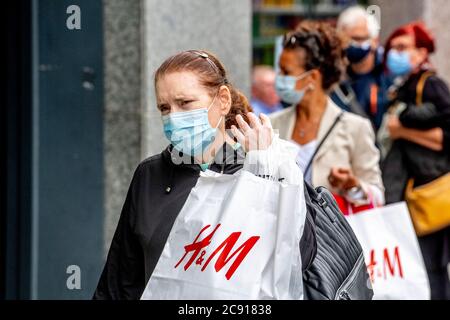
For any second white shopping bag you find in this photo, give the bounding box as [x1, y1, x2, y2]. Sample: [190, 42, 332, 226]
[141, 169, 307, 300]
[345, 202, 430, 300]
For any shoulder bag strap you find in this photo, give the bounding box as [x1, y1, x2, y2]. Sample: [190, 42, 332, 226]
[304, 112, 345, 176]
[416, 71, 435, 106]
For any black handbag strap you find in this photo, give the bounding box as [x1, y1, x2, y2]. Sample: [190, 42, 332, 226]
[304, 112, 344, 176]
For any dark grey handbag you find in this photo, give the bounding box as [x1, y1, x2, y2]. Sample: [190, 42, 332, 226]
[302, 182, 374, 300]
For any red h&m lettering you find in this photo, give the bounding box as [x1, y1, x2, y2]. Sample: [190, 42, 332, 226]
[367, 249, 377, 282]
[174, 224, 260, 280]
[174, 224, 220, 271]
[367, 246, 404, 282]
[383, 246, 404, 279]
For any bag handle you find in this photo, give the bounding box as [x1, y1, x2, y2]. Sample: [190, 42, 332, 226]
[416, 71, 435, 106]
[304, 112, 344, 176]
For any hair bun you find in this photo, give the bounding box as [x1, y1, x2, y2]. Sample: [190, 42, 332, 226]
[225, 87, 252, 129]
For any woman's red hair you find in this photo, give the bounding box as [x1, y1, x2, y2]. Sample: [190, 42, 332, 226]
[384, 21, 435, 64]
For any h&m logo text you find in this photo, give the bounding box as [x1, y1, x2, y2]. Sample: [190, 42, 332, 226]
[174, 224, 260, 280]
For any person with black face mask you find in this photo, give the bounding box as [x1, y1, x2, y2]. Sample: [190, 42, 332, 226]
[330, 5, 393, 132]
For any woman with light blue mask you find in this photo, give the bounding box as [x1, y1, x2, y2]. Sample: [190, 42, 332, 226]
[270, 21, 385, 214]
[93, 50, 318, 299]
[157, 51, 274, 167]
[382, 22, 450, 300]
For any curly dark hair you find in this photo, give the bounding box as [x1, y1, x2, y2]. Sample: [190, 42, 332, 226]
[154, 50, 252, 129]
[283, 21, 346, 91]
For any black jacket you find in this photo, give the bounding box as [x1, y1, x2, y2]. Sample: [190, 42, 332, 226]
[93, 143, 316, 299]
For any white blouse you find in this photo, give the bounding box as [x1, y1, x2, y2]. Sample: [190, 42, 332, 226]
[291, 139, 317, 184]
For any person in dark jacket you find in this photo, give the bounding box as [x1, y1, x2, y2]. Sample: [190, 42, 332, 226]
[331, 5, 392, 132]
[93, 50, 317, 300]
[382, 22, 450, 300]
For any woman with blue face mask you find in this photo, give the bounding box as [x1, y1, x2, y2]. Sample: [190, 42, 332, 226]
[382, 22, 450, 300]
[270, 21, 384, 214]
[92, 50, 318, 299]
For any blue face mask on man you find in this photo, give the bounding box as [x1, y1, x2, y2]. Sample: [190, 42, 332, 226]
[275, 70, 313, 106]
[387, 50, 413, 76]
[345, 40, 372, 64]
[162, 96, 222, 157]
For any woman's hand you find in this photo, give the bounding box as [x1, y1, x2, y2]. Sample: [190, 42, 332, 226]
[328, 167, 360, 191]
[387, 115, 404, 140]
[231, 112, 273, 152]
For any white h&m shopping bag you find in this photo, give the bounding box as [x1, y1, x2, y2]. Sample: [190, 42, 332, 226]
[346, 202, 430, 300]
[141, 169, 306, 300]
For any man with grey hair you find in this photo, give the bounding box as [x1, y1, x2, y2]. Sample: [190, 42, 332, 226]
[331, 5, 392, 131]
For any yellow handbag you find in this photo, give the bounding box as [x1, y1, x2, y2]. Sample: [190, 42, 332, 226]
[405, 173, 450, 236]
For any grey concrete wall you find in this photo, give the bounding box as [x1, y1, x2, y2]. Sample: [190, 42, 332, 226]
[103, 0, 142, 254]
[371, 0, 424, 42]
[424, 0, 450, 85]
[371, 0, 450, 84]
[141, 0, 252, 159]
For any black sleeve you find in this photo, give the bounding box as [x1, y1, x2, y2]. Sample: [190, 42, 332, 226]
[423, 76, 450, 128]
[444, 128, 450, 153]
[93, 166, 145, 300]
[300, 210, 316, 271]
[399, 103, 440, 129]
[300, 183, 317, 271]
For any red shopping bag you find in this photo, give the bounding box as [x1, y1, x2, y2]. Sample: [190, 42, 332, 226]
[333, 194, 375, 216]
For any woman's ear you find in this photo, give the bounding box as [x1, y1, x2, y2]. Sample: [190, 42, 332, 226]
[417, 47, 429, 65]
[309, 69, 322, 89]
[217, 85, 232, 115]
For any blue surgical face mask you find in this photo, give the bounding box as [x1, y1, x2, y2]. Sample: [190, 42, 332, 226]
[162, 96, 222, 157]
[345, 40, 372, 64]
[275, 71, 313, 106]
[387, 50, 413, 76]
